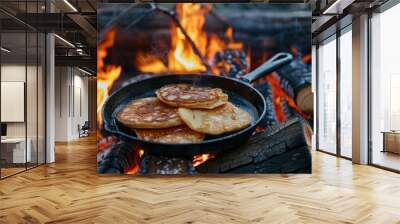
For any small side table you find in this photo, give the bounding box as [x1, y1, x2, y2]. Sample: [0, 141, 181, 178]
[381, 131, 400, 154]
[0, 138, 32, 164]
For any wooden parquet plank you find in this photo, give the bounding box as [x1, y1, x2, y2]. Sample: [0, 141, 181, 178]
[0, 135, 400, 223]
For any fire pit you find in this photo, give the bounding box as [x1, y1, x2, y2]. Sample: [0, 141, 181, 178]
[97, 3, 313, 174]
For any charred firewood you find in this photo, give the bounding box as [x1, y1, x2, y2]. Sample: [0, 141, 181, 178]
[196, 118, 312, 173]
[214, 49, 249, 77]
[278, 75, 295, 97]
[276, 59, 313, 114]
[216, 146, 311, 173]
[97, 142, 139, 174]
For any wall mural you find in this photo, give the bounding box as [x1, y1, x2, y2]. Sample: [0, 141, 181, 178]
[97, 3, 313, 175]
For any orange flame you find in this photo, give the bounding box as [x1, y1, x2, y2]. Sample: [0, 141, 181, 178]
[125, 149, 145, 174]
[97, 28, 122, 132]
[193, 153, 214, 167]
[135, 3, 244, 75]
[135, 51, 168, 73]
[225, 27, 243, 50]
[98, 27, 117, 71]
[168, 3, 210, 72]
[303, 54, 311, 64]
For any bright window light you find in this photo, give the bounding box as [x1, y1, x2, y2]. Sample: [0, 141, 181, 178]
[78, 67, 93, 76]
[63, 0, 78, 12]
[54, 34, 75, 48]
[1, 47, 11, 53]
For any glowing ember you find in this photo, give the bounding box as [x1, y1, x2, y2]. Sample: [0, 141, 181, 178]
[125, 166, 139, 175]
[193, 153, 214, 167]
[135, 3, 244, 75]
[125, 149, 145, 174]
[303, 54, 311, 64]
[266, 74, 311, 122]
[97, 136, 119, 151]
[255, 125, 266, 133]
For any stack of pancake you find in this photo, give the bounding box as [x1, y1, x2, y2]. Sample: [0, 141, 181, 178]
[117, 84, 251, 144]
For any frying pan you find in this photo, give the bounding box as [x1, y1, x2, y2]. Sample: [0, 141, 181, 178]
[103, 52, 293, 157]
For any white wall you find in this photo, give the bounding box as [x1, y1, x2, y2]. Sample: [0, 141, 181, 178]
[55, 66, 69, 141]
[1, 65, 26, 138]
[1, 63, 46, 163]
[54, 67, 89, 141]
[1, 65, 36, 138]
[72, 73, 89, 138]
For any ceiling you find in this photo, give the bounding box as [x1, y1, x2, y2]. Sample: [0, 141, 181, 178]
[311, 0, 390, 43]
[0, 0, 393, 73]
[0, 0, 97, 73]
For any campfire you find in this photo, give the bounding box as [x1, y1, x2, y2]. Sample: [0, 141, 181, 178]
[97, 3, 312, 174]
[135, 4, 246, 76]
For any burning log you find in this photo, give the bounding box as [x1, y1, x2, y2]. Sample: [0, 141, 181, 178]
[97, 142, 140, 174]
[276, 59, 313, 114]
[255, 73, 310, 125]
[97, 143, 196, 175]
[295, 85, 313, 115]
[214, 48, 249, 77]
[97, 118, 312, 174]
[196, 117, 312, 173]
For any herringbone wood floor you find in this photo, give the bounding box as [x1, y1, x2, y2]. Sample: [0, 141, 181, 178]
[1, 136, 400, 224]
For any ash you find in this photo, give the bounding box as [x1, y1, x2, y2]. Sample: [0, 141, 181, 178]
[139, 154, 197, 175]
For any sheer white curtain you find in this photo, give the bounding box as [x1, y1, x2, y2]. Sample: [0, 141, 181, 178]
[318, 37, 337, 154]
[340, 30, 352, 158]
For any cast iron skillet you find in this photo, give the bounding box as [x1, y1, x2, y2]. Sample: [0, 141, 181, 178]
[103, 52, 293, 157]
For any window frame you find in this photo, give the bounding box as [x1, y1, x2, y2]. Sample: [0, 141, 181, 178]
[367, 0, 400, 173]
[315, 23, 353, 160]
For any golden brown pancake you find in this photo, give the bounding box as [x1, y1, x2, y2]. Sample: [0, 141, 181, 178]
[156, 84, 228, 109]
[178, 102, 252, 135]
[117, 97, 183, 129]
[134, 126, 205, 144]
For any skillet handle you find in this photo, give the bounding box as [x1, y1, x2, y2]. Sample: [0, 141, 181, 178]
[241, 52, 293, 83]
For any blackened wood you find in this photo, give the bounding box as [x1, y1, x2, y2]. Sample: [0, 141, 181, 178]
[97, 118, 312, 174]
[196, 118, 312, 173]
[277, 59, 311, 94]
[256, 82, 278, 127]
[276, 59, 313, 114]
[224, 146, 311, 173]
[97, 142, 138, 174]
